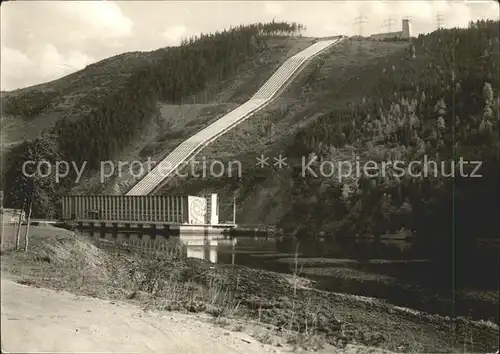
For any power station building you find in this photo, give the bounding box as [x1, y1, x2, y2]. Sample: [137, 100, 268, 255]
[61, 194, 220, 225]
[370, 19, 412, 40]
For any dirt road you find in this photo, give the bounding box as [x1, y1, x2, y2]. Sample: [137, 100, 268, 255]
[1, 278, 280, 353]
[1, 278, 387, 353]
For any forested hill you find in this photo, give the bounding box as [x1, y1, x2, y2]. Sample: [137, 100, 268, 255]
[281, 20, 499, 243]
[1, 21, 305, 216]
[162, 20, 498, 268]
[276, 19, 499, 296]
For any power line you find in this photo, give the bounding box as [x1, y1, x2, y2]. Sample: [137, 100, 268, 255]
[436, 13, 444, 29]
[382, 17, 396, 33]
[354, 12, 368, 36]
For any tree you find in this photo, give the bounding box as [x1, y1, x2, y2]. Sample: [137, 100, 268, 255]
[24, 198, 33, 252]
[483, 82, 494, 120]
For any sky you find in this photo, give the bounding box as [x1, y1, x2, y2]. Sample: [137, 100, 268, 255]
[1, 0, 498, 91]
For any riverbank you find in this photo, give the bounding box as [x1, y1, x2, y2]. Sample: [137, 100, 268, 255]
[1, 228, 498, 353]
[232, 254, 499, 324]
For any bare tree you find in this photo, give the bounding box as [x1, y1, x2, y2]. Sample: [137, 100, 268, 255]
[24, 197, 33, 252]
[15, 199, 26, 250]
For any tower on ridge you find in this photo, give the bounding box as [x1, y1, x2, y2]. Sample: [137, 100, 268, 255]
[402, 18, 412, 39]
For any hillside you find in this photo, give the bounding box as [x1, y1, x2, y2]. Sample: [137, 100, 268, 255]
[2, 18, 499, 353]
[157, 20, 499, 318]
[1, 21, 309, 216]
[3, 21, 498, 249]
[159, 38, 411, 217]
[3, 20, 498, 250]
[76, 35, 315, 196]
[1, 50, 168, 145]
[161, 21, 499, 241]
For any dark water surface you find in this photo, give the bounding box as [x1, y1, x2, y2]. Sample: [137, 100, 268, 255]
[84, 229, 499, 324]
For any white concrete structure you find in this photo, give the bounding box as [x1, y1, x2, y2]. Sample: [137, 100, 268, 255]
[126, 37, 343, 196]
[205, 193, 219, 225]
[187, 196, 206, 224]
[371, 19, 412, 40]
[62, 194, 223, 226]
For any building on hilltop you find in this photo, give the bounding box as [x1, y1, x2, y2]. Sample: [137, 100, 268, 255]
[370, 19, 412, 40]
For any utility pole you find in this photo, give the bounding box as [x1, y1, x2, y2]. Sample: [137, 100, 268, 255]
[353, 12, 368, 37]
[232, 196, 236, 225]
[0, 191, 3, 249]
[382, 17, 396, 33]
[436, 13, 444, 29]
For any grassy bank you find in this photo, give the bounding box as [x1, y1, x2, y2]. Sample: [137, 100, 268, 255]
[1, 228, 498, 353]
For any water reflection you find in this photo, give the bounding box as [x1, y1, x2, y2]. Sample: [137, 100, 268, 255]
[80, 229, 498, 322]
[82, 229, 419, 265]
[82, 229, 281, 265]
[181, 233, 219, 263]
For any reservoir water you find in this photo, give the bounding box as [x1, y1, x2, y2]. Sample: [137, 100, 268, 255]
[83, 229, 499, 324]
